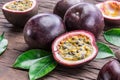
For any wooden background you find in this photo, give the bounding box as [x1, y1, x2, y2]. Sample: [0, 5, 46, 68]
[0, 0, 120, 80]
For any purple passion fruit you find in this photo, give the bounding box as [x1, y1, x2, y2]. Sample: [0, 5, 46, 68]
[96, 1, 120, 26]
[24, 13, 66, 50]
[54, 0, 83, 19]
[52, 30, 98, 67]
[64, 3, 104, 38]
[97, 59, 120, 80]
[2, 0, 38, 27]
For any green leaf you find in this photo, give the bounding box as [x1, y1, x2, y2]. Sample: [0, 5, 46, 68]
[96, 42, 115, 59]
[29, 55, 57, 80]
[0, 32, 4, 41]
[0, 32, 8, 55]
[104, 28, 120, 47]
[13, 49, 51, 69]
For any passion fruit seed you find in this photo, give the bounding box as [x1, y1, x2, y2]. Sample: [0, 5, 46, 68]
[102, 1, 120, 17]
[5, 0, 33, 11]
[58, 34, 93, 61]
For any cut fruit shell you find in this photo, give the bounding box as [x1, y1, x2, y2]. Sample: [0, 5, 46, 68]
[2, 0, 38, 27]
[52, 30, 98, 67]
[96, 0, 120, 25]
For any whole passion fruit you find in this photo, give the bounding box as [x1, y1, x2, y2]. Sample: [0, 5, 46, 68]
[24, 13, 66, 50]
[96, 0, 120, 26]
[52, 30, 98, 67]
[97, 59, 120, 80]
[53, 0, 83, 19]
[64, 3, 104, 38]
[2, 0, 38, 27]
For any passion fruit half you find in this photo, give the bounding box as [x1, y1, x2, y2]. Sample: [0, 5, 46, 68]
[24, 13, 66, 50]
[64, 3, 104, 38]
[54, 0, 83, 19]
[2, 0, 38, 27]
[96, 0, 120, 26]
[52, 30, 98, 67]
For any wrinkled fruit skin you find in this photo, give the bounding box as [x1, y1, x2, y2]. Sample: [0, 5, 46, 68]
[2, 0, 38, 27]
[97, 59, 120, 80]
[64, 3, 104, 38]
[24, 13, 66, 50]
[54, 0, 83, 19]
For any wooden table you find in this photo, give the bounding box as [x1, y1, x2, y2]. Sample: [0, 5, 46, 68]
[0, 0, 120, 80]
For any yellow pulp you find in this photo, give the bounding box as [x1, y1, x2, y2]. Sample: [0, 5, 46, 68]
[58, 35, 93, 61]
[102, 2, 120, 17]
[6, 0, 33, 11]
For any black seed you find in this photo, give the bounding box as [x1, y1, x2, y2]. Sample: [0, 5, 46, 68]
[64, 42, 67, 44]
[72, 38, 75, 40]
[79, 38, 82, 41]
[86, 42, 90, 44]
[62, 46, 67, 49]
[80, 48, 82, 51]
[68, 52, 74, 55]
[78, 44, 82, 46]
[75, 42, 79, 44]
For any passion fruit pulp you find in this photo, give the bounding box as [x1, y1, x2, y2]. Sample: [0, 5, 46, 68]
[2, 0, 38, 27]
[24, 13, 66, 50]
[52, 30, 98, 67]
[96, 1, 120, 26]
[54, 0, 83, 19]
[64, 3, 104, 38]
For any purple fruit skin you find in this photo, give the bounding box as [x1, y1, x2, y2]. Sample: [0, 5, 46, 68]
[23, 13, 66, 50]
[64, 3, 105, 38]
[97, 59, 120, 80]
[54, 0, 83, 19]
[105, 18, 120, 26]
[2, 2, 38, 27]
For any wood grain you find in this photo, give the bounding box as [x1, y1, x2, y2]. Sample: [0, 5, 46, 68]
[0, 0, 120, 80]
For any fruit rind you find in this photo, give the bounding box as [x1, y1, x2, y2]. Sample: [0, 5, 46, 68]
[96, 1, 120, 25]
[2, 0, 38, 27]
[52, 30, 98, 67]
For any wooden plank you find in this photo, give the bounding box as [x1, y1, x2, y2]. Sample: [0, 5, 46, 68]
[0, 0, 120, 80]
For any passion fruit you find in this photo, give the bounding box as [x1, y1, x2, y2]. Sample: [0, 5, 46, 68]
[2, 0, 38, 27]
[53, 0, 83, 19]
[97, 59, 120, 80]
[52, 30, 98, 67]
[96, 0, 120, 26]
[24, 13, 66, 50]
[64, 3, 104, 38]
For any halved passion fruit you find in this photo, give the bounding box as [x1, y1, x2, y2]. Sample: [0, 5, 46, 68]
[96, 0, 120, 25]
[2, 0, 38, 27]
[52, 30, 98, 67]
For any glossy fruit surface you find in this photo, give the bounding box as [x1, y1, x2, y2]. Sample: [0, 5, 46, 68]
[54, 0, 83, 19]
[64, 3, 104, 38]
[52, 30, 98, 67]
[96, 1, 120, 26]
[97, 59, 120, 80]
[24, 13, 66, 50]
[2, 0, 38, 27]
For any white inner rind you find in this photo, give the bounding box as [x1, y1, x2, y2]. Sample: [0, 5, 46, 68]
[2, 0, 36, 12]
[52, 31, 97, 66]
[96, 1, 120, 20]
